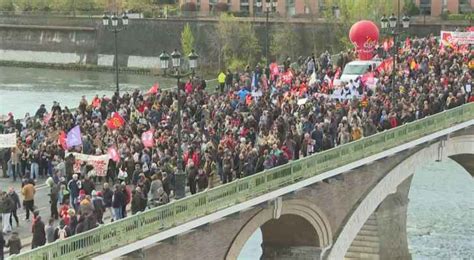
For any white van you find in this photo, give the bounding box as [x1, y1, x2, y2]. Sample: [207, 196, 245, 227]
[335, 60, 382, 86]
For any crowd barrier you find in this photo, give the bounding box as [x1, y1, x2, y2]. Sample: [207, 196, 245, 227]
[10, 102, 474, 259]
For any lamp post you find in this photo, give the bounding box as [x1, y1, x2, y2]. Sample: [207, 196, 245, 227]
[159, 49, 199, 199]
[103, 12, 129, 95]
[383, 7, 409, 91]
[264, 0, 277, 67]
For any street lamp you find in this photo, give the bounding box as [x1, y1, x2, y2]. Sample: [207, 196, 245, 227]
[159, 49, 199, 199]
[382, 1, 409, 92]
[402, 15, 410, 28]
[380, 15, 388, 30]
[265, 0, 277, 68]
[103, 12, 129, 95]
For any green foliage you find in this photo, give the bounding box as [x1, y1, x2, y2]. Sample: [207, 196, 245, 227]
[0, 0, 14, 11]
[270, 22, 301, 62]
[403, 0, 420, 16]
[215, 13, 260, 70]
[447, 13, 472, 21]
[124, 0, 153, 12]
[181, 23, 195, 57]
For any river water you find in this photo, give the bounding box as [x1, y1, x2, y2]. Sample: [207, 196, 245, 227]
[0, 67, 473, 259]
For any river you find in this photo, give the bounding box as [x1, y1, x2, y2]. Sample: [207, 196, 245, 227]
[1, 67, 473, 259]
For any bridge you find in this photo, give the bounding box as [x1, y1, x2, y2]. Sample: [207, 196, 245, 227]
[10, 103, 474, 260]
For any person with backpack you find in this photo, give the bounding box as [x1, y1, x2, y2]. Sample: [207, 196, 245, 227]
[54, 219, 71, 241]
[0, 191, 14, 234]
[102, 183, 113, 222]
[67, 174, 81, 210]
[5, 231, 22, 255]
[91, 191, 105, 224]
[31, 213, 46, 249]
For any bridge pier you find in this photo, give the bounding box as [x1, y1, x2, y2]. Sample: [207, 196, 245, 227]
[374, 176, 413, 260]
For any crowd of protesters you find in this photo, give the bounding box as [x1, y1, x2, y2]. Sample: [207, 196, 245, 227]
[0, 34, 473, 254]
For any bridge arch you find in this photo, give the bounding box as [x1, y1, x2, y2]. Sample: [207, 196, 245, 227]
[326, 133, 474, 260]
[226, 199, 333, 260]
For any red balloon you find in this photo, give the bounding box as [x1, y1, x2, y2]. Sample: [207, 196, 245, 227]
[349, 20, 379, 60]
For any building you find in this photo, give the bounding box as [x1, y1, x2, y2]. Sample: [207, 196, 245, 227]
[180, 0, 473, 18]
[415, 0, 474, 16]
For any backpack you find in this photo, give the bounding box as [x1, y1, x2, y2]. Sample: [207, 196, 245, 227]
[93, 198, 104, 213]
[58, 227, 67, 240]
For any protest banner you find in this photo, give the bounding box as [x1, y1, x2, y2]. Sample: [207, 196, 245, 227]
[66, 152, 110, 177]
[0, 133, 16, 148]
[440, 31, 474, 46]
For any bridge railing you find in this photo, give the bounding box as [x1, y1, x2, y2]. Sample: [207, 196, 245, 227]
[10, 102, 474, 259]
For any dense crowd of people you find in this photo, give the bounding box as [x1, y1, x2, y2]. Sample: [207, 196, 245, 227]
[0, 34, 472, 255]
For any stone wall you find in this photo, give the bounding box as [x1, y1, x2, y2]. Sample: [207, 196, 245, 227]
[0, 15, 466, 70]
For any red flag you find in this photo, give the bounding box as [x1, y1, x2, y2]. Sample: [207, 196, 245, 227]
[108, 146, 120, 162]
[106, 112, 125, 130]
[43, 112, 52, 125]
[92, 97, 101, 108]
[58, 131, 67, 150]
[147, 83, 159, 95]
[281, 70, 293, 84]
[376, 57, 393, 74]
[141, 129, 155, 148]
[270, 63, 279, 76]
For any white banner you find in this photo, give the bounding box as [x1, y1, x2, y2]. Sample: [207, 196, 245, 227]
[0, 133, 16, 148]
[66, 152, 110, 177]
[441, 31, 474, 46]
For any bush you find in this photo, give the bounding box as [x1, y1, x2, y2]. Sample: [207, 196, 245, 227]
[447, 13, 472, 21]
[181, 2, 196, 12]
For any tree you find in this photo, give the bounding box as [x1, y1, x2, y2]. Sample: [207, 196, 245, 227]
[214, 13, 260, 71]
[181, 23, 195, 57]
[270, 22, 301, 62]
[0, 0, 14, 11]
[322, 0, 394, 52]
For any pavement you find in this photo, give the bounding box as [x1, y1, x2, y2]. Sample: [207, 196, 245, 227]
[0, 173, 120, 257]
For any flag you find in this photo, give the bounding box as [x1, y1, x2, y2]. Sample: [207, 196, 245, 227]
[147, 83, 159, 95]
[92, 97, 101, 108]
[270, 63, 279, 76]
[106, 112, 125, 130]
[376, 57, 394, 74]
[66, 125, 82, 148]
[383, 37, 394, 52]
[108, 146, 120, 162]
[59, 131, 67, 150]
[361, 72, 375, 86]
[404, 37, 411, 51]
[141, 129, 155, 148]
[43, 112, 53, 125]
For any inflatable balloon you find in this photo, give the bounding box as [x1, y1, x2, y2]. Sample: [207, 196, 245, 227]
[349, 20, 379, 60]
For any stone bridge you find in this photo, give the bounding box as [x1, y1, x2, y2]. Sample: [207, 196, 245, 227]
[117, 127, 473, 260]
[10, 104, 473, 260]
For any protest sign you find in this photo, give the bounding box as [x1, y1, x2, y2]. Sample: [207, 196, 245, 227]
[0, 133, 16, 148]
[66, 152, 110, 177]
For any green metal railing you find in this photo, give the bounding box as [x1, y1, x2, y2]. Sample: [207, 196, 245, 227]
[11, 103, 474, 260]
